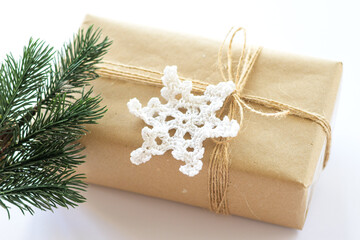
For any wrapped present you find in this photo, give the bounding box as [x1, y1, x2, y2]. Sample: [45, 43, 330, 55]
[78, 15, 342, 229]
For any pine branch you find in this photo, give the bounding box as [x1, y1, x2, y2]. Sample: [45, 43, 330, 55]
[0, 168, 86, 217]
[0, 39, 53, 151]
[0, 26, 112, 218]
[0, 39, 53, 123]
[44, 25, 111, 104]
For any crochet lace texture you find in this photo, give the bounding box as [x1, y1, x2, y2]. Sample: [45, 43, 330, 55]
[127, 66, 240, 177]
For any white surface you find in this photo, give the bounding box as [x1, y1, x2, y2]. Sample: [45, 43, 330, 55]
[0, 0, 359, 239]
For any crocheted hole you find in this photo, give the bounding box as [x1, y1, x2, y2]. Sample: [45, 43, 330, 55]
[183, 132, 191, 140]
[169, 128, 176, 137]
[165, 115, 175, 122]
[187, 147, 194, 152]
[207, 100, 211, 105]
[153, 111, 159, 118]
[175, 94, 182, 100]
[194, 107, 200, 114]
[155, 137, 162, 145]
[182, 119, 187, 124]
[178, 107, 187, 114]
[195, 123, 204, 128]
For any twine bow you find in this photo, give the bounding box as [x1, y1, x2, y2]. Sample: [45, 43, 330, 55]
[97, 27, 332, 215]
[209, 27, 331, 214]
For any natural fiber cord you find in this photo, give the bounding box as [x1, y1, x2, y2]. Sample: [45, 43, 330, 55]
[97, 27, 331, 215]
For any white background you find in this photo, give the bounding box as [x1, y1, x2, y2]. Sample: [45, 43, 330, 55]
[0, 0, 359, 239]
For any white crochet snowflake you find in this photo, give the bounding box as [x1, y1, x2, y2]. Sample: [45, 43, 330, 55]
[127, 66, 240, 177]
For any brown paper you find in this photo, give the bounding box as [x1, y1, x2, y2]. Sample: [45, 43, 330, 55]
[78, 15, 342, 229]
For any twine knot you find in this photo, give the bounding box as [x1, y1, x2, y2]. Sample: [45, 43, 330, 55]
[208, 27, 330, 214]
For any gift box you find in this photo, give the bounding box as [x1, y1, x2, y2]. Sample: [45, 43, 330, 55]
[78, 15, 342, 229]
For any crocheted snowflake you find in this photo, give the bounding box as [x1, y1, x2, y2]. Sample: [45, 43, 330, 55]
[127, 66, 240, 177]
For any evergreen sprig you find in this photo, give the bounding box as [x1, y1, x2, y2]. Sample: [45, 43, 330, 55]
[0, 26, 112, 218]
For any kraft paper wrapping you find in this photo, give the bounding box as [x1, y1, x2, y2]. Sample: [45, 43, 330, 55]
[78, 15, 342, 229]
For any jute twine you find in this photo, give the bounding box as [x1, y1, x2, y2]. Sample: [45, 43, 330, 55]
[97, 27, 331, 215]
